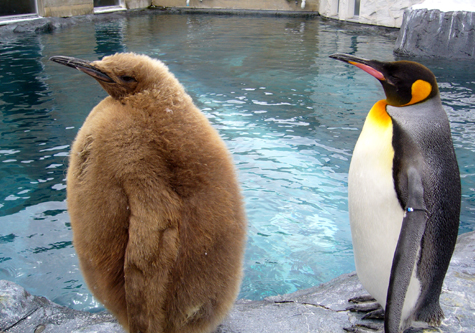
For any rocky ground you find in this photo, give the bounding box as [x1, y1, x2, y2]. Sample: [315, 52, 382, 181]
[1, 231, 474, 333]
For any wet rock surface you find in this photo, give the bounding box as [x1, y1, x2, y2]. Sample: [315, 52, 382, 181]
[0, 279, 124, 333]
[395, 9, 475, 59]
[1, 231, 474, 332]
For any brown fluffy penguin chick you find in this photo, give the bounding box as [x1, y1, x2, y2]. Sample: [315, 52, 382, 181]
[50, 53, 247, 333]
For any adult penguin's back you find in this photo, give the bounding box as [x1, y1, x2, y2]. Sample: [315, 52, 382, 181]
[330, 53, 461, 333]
[50, 53, 247, 333]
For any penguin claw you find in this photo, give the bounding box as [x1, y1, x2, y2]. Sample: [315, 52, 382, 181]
[346, 300, 382, 313]
[345, 296, 384, 332]
[343, 322, 383, 332]
[347, 295, 382, 314]
[346, 295, 384, 332]
[348, 295, 377, 303]
[362, 308, 385, 320]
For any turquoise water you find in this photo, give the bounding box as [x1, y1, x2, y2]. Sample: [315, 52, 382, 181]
[0, 13, 474, 311]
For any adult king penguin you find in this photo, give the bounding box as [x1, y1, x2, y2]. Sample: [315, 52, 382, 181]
[329, 54, 461, 333]
[50, 53, 247, 333]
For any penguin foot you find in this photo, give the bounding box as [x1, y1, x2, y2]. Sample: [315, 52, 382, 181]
[402, 327, 427, 333]
[343, 322, 428, 333]
[414, 301, 444, 326]
[348, 295, 377, 303]
[362, 308, 385, 320]
[345, 296, 384, 332]
[343, 321, 383, 332]
[346, 295, 382, 314]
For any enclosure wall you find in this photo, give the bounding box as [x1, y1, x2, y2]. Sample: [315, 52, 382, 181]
[319, 0, 424, 27]
[152, 0, 319, 12]
[37, 0, 94, 17]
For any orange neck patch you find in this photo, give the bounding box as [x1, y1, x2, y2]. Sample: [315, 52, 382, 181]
[367, 99, 391, 128]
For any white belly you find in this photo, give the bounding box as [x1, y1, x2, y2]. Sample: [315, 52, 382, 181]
[349, 118, 421, 321]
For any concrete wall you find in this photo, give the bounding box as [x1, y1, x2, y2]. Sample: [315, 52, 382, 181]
[37, 0, 94, 17]
[126, 0, 152, 10]
[359, 0, 423, 27]
[152, 0, 319, 12]
[37, 0, 144, 17]
[21, 0, 420, 28]
[35, 0, 318, 18]
[319, 0, 424, 27]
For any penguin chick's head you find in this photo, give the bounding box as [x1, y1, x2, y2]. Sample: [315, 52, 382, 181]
[329, 53, 439, 107]
[50, 53, 170, 100]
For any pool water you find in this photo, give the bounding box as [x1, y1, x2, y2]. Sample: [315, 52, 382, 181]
[1, 12, 474, 311]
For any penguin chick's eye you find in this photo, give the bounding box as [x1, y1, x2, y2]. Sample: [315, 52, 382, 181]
[120, 75, 137, 83]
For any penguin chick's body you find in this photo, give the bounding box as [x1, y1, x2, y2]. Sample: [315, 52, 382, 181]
[330, 54, 461, 333]
[50, 53, 247, 333]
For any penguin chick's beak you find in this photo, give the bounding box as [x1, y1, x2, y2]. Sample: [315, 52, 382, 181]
[329, 53, 386, 82]
[50, 56, 114, 83]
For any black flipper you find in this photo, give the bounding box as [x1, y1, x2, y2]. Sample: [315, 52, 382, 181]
[385, 166, 427, 333]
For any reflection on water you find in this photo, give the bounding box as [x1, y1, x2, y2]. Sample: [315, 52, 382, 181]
[94, 19, 126, 57]
[0, 13, 474, 311]
[0, 34, 64, 217]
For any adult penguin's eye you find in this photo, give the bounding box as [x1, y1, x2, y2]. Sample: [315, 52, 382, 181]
[121, 75, 136, 83]
[386, 75, 400, 86]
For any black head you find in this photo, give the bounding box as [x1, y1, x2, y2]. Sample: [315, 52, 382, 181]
[329, 53, 439, 107]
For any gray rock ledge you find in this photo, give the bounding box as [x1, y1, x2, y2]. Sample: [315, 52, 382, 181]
[2, 231, 475, 333]
[395, 9, 475, 59]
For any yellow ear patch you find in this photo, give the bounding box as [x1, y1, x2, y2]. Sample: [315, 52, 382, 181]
[406, 80, 432, 105]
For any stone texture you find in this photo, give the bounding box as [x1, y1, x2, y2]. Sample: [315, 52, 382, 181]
[0, 280, 125, 333]
[1, 231, 475, 332]
[359, 0, 423, 28]
[318, 0, 424, 28]
[125, 0, 151, 10]
[216, 272, 364, 333]
[152, 0, 319, 12]
[395, 8, 475, 58]
[38, 0, 94, 17]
